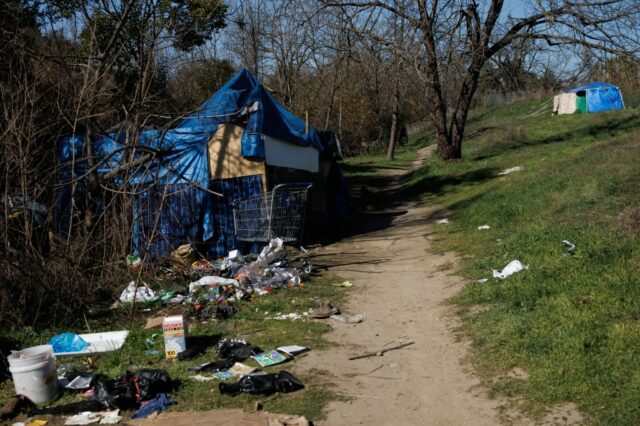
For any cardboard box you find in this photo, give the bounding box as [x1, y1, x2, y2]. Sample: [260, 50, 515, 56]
[163, 315, 188, 359]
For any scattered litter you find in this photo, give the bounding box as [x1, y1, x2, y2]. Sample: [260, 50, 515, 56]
[65, 410, 121, 425]
[492, 260, 528, 279]
[49, 333, 89, 354]
[476, 278, 489, 284]
[252, 350, 289, 367]
[144, 316, 164, 330]
[266, 312, 307, 321]
[252, 238, 286, 267]
[188, 276, 239, 294]
[15, 421, 47, 426]
[219, 371, 304, 396]
[349, 341, 415, 361]
[562, 240, 576, 256]
[52, 331, 129, 356]
[277, 346, 308, 356]
[98, 410, 121, 425]
[214, 371, 236, 380]
[119, 281, 156, 303]
[130, 394, 175, 419]
[190, 374, 216, 382]
[333, 280, 353, 287]
[93, 369, 173, 410]
[229, 362, 256, 377]
[477, 225, 491, 230]
[163, 315, 187, 360]
[436, 218, 449, 224]
[498, 166, 522, 176]
[126, 254, 141, 271]
[65, 374, 95, 390]
[330, 314, 364, 324]
[7, 345, 57, 405]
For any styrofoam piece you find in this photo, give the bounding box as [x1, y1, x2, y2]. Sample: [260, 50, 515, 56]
[54, 331, 129, 357]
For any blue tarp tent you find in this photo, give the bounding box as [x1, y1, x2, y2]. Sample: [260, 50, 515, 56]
[568, 82, 624, 113]
[55, 69, 324, 258]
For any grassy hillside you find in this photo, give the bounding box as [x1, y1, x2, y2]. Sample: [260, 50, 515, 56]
[406, 98, 640, 424]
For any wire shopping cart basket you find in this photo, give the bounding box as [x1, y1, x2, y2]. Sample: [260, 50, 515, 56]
[233, 183, 313, 243]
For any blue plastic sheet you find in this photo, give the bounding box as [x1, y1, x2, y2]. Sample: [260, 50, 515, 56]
[48, 333, 89, 354]
[209, 175, 264, 257]
[179, 69, 323, 154]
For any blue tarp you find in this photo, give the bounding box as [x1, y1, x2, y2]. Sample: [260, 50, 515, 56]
[568, 82, 624, 113]
[55, 69, 322, 258]
[178, 68, 323, 155]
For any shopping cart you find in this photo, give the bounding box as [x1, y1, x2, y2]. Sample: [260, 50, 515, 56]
[232, 183, 313, 243]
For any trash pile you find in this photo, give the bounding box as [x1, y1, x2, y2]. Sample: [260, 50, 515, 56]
[114, 239, 310, 323]
[0, 238, 322, 424]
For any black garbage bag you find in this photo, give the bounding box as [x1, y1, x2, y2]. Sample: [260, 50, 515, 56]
[94, 369, 173, 410]
[136, 369, 173, 401]
[94, 373, 138, 410]
[188, 358, 235, 373]
[216, 339, 262, 361]
[219, 371, 304, 396]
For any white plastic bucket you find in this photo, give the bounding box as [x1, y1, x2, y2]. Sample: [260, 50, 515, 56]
[8, 344, 58, 403]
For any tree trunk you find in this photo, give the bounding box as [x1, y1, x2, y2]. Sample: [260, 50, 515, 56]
[387, 108, 398, 160]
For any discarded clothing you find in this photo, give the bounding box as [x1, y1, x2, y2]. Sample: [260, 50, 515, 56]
[130, 394, 175, 419]
[492, 260, 528, 279]
[219, 371, 304, 396]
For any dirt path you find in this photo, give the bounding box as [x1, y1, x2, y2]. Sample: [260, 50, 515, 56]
[296, 146, 502, 425]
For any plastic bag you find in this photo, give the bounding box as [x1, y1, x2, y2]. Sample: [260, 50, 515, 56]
[252, 238, 285, 267]
[216, 339, 262, 361]
[93, 369, 173, 410]
[48, 333, 89, 354]
[218, 371, 304, 395]
[118, 281, 156, 303]
[188, 276, 239, 294]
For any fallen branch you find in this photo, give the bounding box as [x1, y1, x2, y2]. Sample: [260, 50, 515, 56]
[348, 341, 415, 360]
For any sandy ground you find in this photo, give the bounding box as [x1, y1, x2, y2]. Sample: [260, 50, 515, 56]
[294, 146, 502, 425]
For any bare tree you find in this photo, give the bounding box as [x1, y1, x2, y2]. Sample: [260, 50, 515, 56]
[325, 0, 640, 160]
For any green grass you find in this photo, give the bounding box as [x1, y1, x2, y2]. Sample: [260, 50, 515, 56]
[0, 273, 347, 421]
[407, 98, 640, 424]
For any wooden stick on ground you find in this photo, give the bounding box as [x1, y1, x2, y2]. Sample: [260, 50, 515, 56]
[349, 341, 415, 360]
